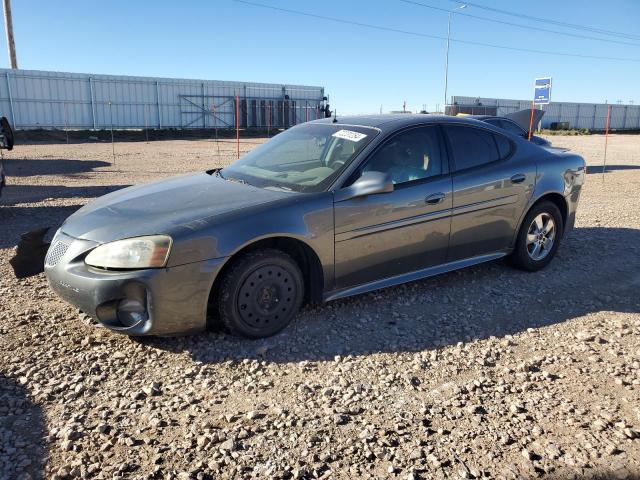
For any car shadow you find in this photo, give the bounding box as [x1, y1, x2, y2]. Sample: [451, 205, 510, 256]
[0, 204, 83, 249]
[0, 184, 130, 206]
[1, 184, 131, 249]
[587, 164, 640, 174]
[140, 226, 640, 364]
[0, 374, 47, 479]
[2, 158, 111, 176]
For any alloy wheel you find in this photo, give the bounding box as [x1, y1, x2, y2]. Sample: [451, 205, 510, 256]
[526, 213, 556, 261]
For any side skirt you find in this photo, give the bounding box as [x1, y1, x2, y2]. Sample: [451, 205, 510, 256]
[323, 251, 509, 302]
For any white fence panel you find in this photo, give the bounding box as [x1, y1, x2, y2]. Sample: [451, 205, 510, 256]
[452, 96, 640, 130]
[0, 68, 326, 130]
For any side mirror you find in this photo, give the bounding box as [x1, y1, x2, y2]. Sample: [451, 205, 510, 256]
[335, 171, 394, 202]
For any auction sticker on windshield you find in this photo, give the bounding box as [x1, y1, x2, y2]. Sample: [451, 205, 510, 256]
[332, 129, 367, 142]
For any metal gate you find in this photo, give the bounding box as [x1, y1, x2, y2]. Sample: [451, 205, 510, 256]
[179, 95, 324, 130]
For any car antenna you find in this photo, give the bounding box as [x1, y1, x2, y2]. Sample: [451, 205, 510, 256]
[332, 109, 338, 123]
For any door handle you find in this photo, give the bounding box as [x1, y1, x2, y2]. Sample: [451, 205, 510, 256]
[510, 173, 526, 184]
[425, 192, 445, 205]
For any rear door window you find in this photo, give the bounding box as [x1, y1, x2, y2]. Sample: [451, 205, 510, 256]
[443, 125, 501, 171]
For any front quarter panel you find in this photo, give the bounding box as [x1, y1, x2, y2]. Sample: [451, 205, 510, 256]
[167, 192, 336, 290]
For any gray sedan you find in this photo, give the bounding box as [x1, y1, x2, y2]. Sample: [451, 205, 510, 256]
[45, 115, 585, 338]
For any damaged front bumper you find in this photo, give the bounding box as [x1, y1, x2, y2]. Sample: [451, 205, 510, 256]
[44, 230, 226, 336]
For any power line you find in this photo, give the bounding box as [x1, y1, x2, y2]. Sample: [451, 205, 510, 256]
[232, 0, 640, 63]
[442, 0, 640, 41]
[399, 0, 640, 47]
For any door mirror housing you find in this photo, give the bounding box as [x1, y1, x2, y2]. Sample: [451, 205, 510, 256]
[335, 171, 394, 202]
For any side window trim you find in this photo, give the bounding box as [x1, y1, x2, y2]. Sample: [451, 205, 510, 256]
[437, 123, 456, 175]
[491, 134, 504, 161]
[441, 124, 461, 172]
[340, 124, 449, 189]
[493, 132, 516, 161]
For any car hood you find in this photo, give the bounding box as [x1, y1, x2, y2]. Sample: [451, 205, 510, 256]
[61, 172, 291, 243]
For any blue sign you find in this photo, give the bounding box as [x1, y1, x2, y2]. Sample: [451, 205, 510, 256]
[534, 77, 552, 105]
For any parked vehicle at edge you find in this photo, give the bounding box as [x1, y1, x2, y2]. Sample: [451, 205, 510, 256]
[0, 155, 5, 196]
[45, 115, 585, 338]
[0, 116, 14, 196]
[470, 115, 551, 147]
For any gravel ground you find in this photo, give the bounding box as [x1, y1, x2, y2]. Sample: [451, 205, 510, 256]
[1, 134, 639, 480]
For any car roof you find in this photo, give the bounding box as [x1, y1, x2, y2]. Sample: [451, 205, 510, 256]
[309, 114, 493, 133]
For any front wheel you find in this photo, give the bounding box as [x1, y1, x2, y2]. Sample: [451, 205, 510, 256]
[216, 249, 304, 338]
[511, 201, 563, 271]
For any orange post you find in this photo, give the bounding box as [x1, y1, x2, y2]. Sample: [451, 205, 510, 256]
[527, 101, 535, 141]
[602, 105, 612, 181]
[235, 94, 240, 159]
[267, 103, 271, 137]
[212, 104, 219, 155]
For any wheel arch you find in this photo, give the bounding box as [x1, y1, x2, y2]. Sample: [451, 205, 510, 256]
[512, 191, 569, 248]
[533, 192, 568, 227]
[207, 235, 325, 322]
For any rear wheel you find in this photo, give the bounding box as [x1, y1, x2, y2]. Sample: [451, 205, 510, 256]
[511, 201, 563, 271]
[216, 249, 304, 338]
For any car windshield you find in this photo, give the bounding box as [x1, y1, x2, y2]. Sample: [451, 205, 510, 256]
[220, 123, 378, 192]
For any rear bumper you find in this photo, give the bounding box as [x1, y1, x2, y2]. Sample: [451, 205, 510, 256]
[44, 231, 226, 336]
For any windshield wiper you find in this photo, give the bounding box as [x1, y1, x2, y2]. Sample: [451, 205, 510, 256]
[213, 169, 249, 185]
[267, 183, 293, 192]
[226, 176, 249, 185]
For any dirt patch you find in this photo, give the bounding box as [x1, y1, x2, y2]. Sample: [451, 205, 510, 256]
[1, 134, 639, 479]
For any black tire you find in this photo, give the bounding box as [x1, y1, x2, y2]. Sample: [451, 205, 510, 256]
[511, 201, 563, 272]
[216, 249, 304, 339]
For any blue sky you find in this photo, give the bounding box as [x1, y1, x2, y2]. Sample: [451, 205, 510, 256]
[2, 0, 639, 113]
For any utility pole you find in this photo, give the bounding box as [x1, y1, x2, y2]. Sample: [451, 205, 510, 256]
[444, 4, 467, 112]
[2, 0, 17, 69]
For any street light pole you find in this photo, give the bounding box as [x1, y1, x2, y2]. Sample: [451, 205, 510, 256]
[443, 4, 467, 113]
[443, 11, 452, 113]
[2, 0, 18, 69]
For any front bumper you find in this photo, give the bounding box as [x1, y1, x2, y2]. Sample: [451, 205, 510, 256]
[44, 231, 227, 336]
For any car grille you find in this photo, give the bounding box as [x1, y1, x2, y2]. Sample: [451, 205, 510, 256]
[45, 240, 70, 267]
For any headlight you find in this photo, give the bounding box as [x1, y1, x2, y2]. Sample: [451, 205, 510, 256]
[85, 235, 172, 269]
